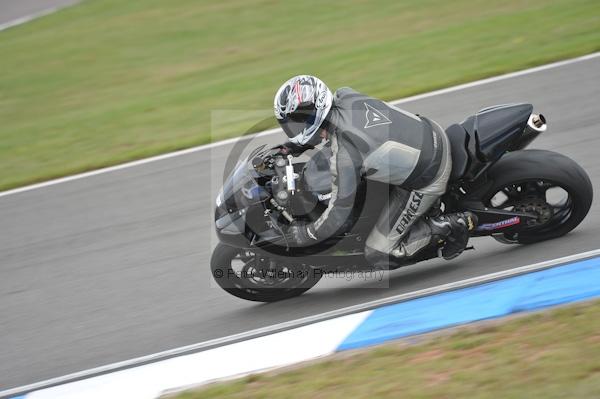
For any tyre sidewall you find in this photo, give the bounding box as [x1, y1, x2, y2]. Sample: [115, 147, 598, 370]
[210, 243, 322, 302]
[478, 150, 593, 243]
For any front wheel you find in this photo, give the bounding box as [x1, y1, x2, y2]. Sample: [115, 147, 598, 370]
[481, 150, 593, 244]
[210, 244, 323, 302]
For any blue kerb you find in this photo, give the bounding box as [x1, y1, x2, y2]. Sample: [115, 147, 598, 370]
[338, 256, 600, 351]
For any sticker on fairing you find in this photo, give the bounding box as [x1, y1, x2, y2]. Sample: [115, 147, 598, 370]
[318, 192, 332, 201]
[476, 216, 521, 231]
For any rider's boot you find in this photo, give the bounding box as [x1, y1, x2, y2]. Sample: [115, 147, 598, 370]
[391, 212, 478, 260]
[428, 212, 478, 259]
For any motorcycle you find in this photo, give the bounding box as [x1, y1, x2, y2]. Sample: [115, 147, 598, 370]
[211, 103, 593, 302]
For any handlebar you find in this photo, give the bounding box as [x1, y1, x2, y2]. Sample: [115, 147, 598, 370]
[253, 153, 300, 224]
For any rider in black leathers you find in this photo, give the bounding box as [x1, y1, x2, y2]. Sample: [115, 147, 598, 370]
[273, 75, 476, 265]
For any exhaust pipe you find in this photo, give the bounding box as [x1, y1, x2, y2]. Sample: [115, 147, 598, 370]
[528, 113, 547, 132]
[509, 113, 547, 151]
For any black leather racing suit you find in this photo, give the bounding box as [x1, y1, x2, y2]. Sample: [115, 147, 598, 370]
[301, 87, 453, 261]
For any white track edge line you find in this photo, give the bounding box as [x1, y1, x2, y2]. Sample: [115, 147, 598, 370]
[2, 247, 599, 398]
[0, 7, 62, 32]
[1, 51, 599, 199]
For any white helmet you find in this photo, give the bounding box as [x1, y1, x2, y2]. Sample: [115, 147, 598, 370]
[273, 75, 333, 146]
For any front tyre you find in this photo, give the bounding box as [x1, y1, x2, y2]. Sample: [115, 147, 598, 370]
[210, 243, 323, 302]
[482, 150, 592, 244]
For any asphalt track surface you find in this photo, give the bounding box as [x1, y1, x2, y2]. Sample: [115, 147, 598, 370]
[1, 56, 599, 390]
[0, 0, 78, 27]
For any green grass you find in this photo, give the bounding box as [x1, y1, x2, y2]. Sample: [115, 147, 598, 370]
[1, 0, 600, 190]
[172, 299, 600, 399]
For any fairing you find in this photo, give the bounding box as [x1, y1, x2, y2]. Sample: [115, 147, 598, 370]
[461, 103, 533, 162]
[215, 148, 269, 235]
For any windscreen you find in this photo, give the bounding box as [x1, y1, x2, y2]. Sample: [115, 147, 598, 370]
[219, 147, 268, 213]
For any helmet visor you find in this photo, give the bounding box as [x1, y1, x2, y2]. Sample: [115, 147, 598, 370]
[279, 106, 318, 140]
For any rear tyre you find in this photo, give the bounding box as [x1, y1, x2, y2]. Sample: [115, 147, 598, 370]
[210, 243, 323, 302]
[482, 150, 592, 244]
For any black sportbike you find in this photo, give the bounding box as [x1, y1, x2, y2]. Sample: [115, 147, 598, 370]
[212, 104, 593, 302]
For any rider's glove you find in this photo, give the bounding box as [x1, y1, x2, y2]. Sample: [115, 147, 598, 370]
[271, 142, 313, 157]
[286, 222, 318, 247]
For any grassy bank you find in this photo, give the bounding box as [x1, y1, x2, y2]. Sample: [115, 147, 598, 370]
[2, 0, 600, 190]
[173, 299, 600, 399]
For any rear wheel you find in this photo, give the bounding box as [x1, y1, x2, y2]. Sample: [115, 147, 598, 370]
[211, 244, 323, 302]
[482, 150, 592, 244]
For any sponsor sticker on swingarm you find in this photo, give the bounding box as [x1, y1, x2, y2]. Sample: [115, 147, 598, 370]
[476, 216, 521, 231]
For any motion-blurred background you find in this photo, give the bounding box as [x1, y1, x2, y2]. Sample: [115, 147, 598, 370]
[1, 0, 599, 190]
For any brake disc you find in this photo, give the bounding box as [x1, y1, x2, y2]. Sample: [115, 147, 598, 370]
[513, 196, 553, 226]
